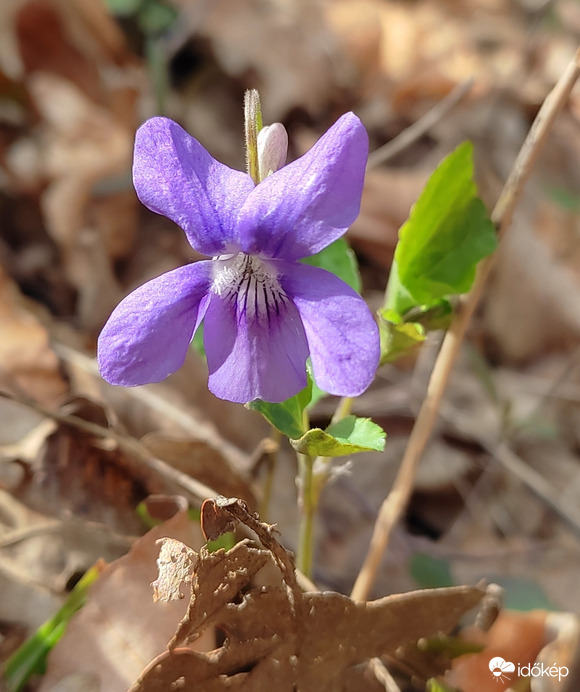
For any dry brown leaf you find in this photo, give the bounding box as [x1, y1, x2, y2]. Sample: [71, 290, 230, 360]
[16, 0, 104, 104]
[296, 587, 485, 691]
[324, 0, 383, 97]
[132, 642, 297, 692]
[133, 582, 484, 691]
[174, 0, 350, 119]
[448, 610, 547, 692]
[141, 432, 256, 510]
[152, 537, 196, 603]
[57, 340, 265, 457]
[0, 266, 67, 406]
[6, 0, 138, 332]
[533, 612, 580, 692]
[0, 489, 68, 630]
[39, 497, 210, 692]
[10, 395, 219, 537]
[32, 71, 134, 253]
[170, 540, 272, 649]
[131, 525, 484, 691]
[22, 396, 155, 533]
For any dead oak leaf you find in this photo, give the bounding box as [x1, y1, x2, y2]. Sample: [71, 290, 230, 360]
[296, 587, 485, 691]
[133, 539, 484, 691]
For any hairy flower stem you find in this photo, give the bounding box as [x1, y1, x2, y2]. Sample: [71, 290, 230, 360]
[297, 396, 354, 579]
[297, 452, 316, 578]
[244, 89, 263, 184]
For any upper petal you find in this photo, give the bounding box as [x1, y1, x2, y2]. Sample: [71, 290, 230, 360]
[133, 118, 254, 256]
[203, 290, 309, 404]
[97, 261, 212, 386]
[236, 113, 368, 260]
[279, 261, 379, 396]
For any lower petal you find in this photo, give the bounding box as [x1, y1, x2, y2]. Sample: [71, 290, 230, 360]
[97, 261, 212, 386]
[203, 291, 309, 404]
[279, 262, 379, 396]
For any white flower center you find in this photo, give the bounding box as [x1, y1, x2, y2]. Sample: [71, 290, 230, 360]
[211, 252, 288, 320]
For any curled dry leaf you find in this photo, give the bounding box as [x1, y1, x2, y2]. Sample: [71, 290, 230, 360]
[131, 516, 485, 692]
[200, 497, 238, 541]
[23, 396, 158, 534]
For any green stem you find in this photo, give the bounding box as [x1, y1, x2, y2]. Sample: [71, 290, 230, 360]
[330, 396, 353, 425]
[297, 452, 315, 578]
[296, 396, 357, 577]
[145, 35, 169, 115]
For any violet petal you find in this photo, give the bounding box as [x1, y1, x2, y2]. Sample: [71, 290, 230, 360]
[203, 292, 309, 403]
[133, 118, 254, 256]
[97, 261, 212, 386]
[237, 113, 368, 260]
[279, 261, 379, 396]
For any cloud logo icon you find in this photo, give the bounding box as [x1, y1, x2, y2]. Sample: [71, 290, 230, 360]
[489, 657, 516, 682]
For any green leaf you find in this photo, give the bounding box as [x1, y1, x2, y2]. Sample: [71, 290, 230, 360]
[4, 566, 101, 692]
[403, 300, 453, 331]
[301, 237, 362, 293]
[138, 0, 178, 34]
[420, 635, 484, 658]
[487, 575, 556, 611]
[247, 382, 312, 439]
[305, 361, 327, 409]
[549, 185, 580, 212]
[393, 141, 497, 308]
[379, 310, 425, 364]
[427, 678, 459, 692]
[191, 324, 206, 360]
[104, 0, 142, 16]
[290, 415, 386, 456]
[409, 552, 454, 588]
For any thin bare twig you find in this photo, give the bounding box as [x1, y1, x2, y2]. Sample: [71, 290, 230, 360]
[369, 657, 402, 692]
[519, 343, 580, 426]
[351, 48, 580, 602]
[367, 79, 474, 169]
[0, 389, 219, 505]
[437, 400, 580, 538]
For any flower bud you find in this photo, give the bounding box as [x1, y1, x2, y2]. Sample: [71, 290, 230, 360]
[258, 123, 288, 180]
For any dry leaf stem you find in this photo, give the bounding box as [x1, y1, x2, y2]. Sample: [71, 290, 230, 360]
[351, 48, 580, 602]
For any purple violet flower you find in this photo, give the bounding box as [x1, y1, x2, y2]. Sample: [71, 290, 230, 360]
[97, 114, 380, 403]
